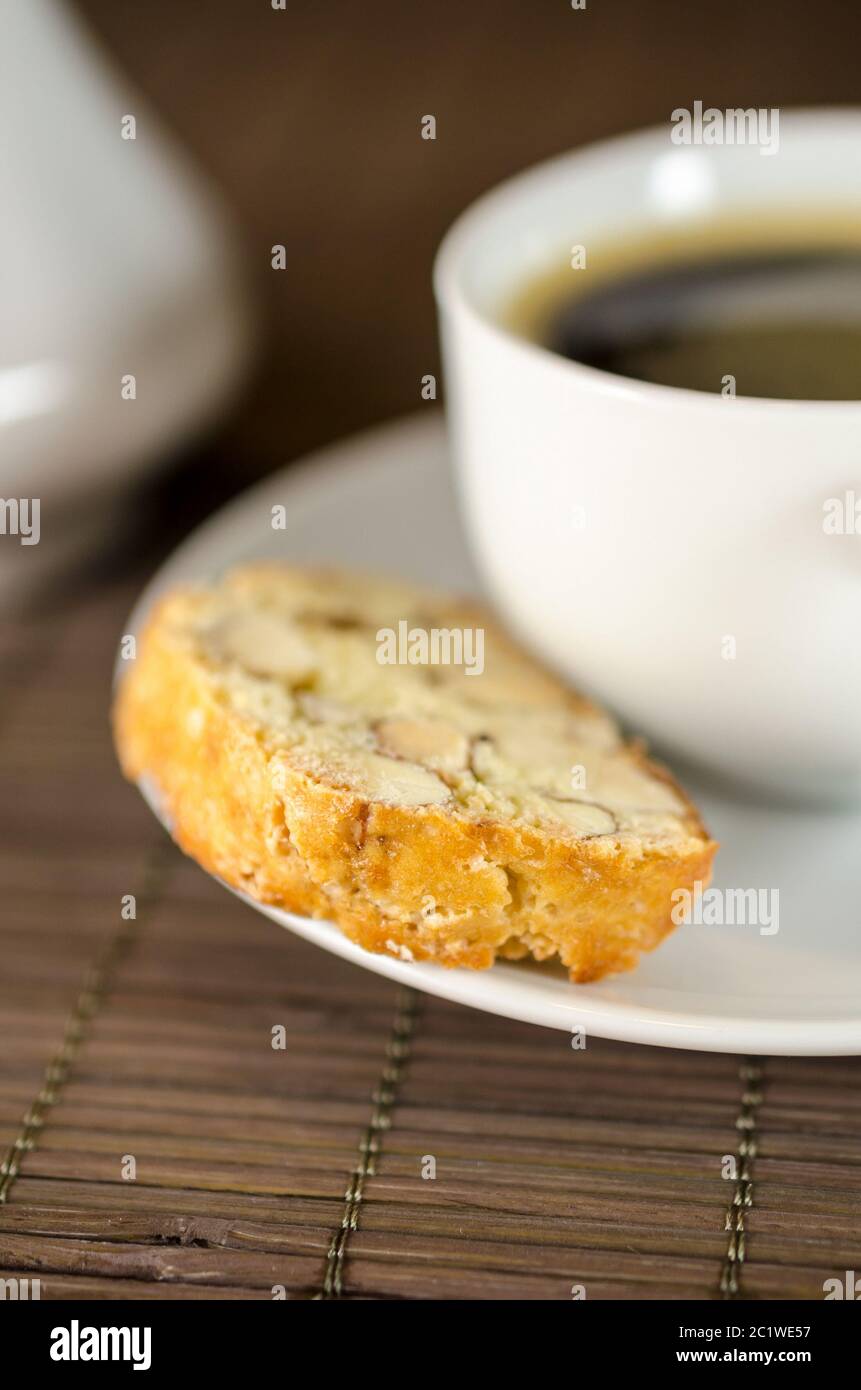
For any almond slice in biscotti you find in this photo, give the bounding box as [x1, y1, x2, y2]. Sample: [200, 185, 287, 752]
[113, 563, 717, 983]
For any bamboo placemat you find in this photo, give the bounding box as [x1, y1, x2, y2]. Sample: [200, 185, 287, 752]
[1, 576, 859, 1300]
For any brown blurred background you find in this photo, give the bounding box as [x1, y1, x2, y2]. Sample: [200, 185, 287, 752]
[75, 0, 861, 544]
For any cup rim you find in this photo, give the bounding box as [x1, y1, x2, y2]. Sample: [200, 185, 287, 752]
[433, 107, 861, 414]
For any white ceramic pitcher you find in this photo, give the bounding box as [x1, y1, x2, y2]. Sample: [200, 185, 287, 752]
[0, 0, 254, 592]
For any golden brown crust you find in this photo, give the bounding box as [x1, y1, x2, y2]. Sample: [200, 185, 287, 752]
[113, 565, 717, 982]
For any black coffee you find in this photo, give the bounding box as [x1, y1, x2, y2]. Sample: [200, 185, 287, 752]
[508, 223, 861, 400]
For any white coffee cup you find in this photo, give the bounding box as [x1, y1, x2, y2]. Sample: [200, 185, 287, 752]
[435, 110, 861, 805]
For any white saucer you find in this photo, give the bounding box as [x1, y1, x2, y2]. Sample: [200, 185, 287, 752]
[126, 413, 861, 1054]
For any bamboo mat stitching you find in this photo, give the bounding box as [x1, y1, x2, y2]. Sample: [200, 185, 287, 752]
[0, 838, 171, 1207]
[719, 1057, 764, 1298]
[319, 987, 419, 1299]
[6, 591, 860, 1300]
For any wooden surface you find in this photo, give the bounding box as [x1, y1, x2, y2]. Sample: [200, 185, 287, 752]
[1, 579, 860, 1300]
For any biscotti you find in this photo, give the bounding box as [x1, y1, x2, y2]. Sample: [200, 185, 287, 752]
[114, 564, 717, 982]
